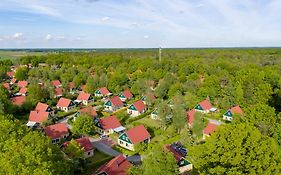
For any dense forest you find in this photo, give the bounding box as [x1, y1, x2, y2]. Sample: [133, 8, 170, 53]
[0, 48, 281, 174]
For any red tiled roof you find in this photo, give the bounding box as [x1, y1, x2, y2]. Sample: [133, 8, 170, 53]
[100, 115, 121, 130]
[96, 155, 131, 175]
[28, 111, 49, 123]
[11, 96, 26, 106]
[17, 81, 28, 88]
[126, 125, 151, 144]
[19, 87, 27, 94]
[51, 80, 61, 87]
[230, 105, 243, 115]
[3, 83, 10, 90]
[99, 87, 110, 95]
[7, 71, 14, 78]
[164, 144, 182, 162]
[57, 97, 72, 107]
[199, 99, 212, 110]
[77, 93, 91, 101]
[35, 102, 49, 112]
[133, 100, 146, 112]
[11, 78, 17, 84]
[45, 123, 68, 139]
[187, 109, 196, 125]
[80, 106, 97, 117]
[54, 88, 63, 96]
[110, 96, 123, 107]
[203, 123, 218, 135]
[122, 89, 133, 99]
[64, 137, 93, 152]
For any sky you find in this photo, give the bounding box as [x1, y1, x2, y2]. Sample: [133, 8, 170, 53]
[0, 0, 280, 48]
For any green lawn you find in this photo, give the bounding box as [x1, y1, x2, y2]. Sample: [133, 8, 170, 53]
[82, 150, 113, 175]
[132, 117, 161, 129]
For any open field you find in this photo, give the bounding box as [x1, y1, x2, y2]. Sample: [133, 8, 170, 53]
[0, 50, 48, 59]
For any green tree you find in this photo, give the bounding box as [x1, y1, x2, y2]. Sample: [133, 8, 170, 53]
[64, 139, 84, 159]
[172, 94, 186, 133]
[191, 112, 205, 139]
[129, 145, 179, 175]
[190, 123, 281, 175]
[157, 101, 171, 130]
[0, 115, 73, 175]
[15, 67, 28, 80]
[72, 115, 94, 135]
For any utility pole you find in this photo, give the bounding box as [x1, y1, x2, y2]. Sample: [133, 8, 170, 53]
[159, 46, 162, 61]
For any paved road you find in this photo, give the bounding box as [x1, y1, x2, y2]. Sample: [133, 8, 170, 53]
[57, 112, 78, 129]
[206, 118, 224, 125]
[90, 139, 121, 157]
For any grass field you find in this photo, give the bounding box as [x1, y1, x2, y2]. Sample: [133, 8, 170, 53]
[0, 51, 47, 59]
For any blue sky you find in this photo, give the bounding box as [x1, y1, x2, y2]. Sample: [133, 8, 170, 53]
[0, 0, 280, 48]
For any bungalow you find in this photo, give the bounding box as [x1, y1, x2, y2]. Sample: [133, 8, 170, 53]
[76, 93, 94, 106]
[104, 96, 124, 112]
[127, 100, 146, 117]
[141, 94, 156, 105]
[119, 89, 133, 102]
[95, 115, 125, 135]
[194, 99, 216, 113]
[45, 123, 69, 144]
[11, 96, 26, 106]
[95, 155, 131, 175]
[79, 106, 98, 118]
[95, 87, 111, 97]
[203, 122, 218, 140]
[35, 102, 54, 116]
[26, 111, 50, 128]
[17, 80, 28, 88]
[18, 87, 28, 96]
[56, 97, 76, 112]
[118, 125, 151, 151]
[186, 109, 196, 127]
[51, 80, 62, 88]
[64, 137, 94, 158]
[54, 88, 63, 98]
[165, 143, 193, 173]
[10, 78, 17, 85]
[223, 105, 243, 121]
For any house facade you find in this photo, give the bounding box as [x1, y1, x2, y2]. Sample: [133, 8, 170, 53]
[45, 123, 69, 144]
[104, 96, 123, 112]
[95, 87, 111, 97]
[76, 93, 94, 106]
[118, 125, 151, 151]
[127, 100, 147, 117]
[56, 98, 76, 112]
[194, 99, 216, 113]
[95, 115, 124, 135]
[223, 105, 243, 121]
[119, 89, 133, 102]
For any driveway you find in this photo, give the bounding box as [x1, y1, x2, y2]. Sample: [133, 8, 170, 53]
[91, 139, 121, 157]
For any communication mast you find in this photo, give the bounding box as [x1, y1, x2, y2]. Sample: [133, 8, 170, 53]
[159, 46, 162, 61]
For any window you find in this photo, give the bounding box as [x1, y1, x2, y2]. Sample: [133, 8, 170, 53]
[119, 141, 123, 144]
[88, 152, 91, 155]
[126, 143, 128, 146]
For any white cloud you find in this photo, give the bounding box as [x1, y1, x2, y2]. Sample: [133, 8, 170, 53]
[45, 34, 65, 41]
[144, 35, 149, 39]
[101, 16, 110, 22]
[12, 32, 23, 39]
